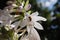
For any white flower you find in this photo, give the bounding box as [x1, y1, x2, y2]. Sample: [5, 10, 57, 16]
[20, 35, 29, 40]
[11, 21, 21, 30]
[20, 27, 41, 40]
[0, 9, 14, 26]
[20, 12, 47, 29]
[27, 27, 41, 40]
[0, 9, 21, 30]
[20, 12, 47, 40]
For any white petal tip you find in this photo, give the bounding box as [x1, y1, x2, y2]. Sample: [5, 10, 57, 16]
[37, 27, 44, 30]
[40, 28, 44, 30]
[12, 4, 17, 7]
[10, 24, 15, 28]
[43, 18, 47, 21]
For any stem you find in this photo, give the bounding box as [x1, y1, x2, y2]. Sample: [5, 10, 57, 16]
[18, 29, 26, 37]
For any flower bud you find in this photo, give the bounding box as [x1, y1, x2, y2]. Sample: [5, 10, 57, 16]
[7, 1, 13, 5]
[25, 4, 31, 11]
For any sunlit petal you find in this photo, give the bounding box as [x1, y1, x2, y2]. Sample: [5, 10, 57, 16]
[12, 4, 17, 7]
[28, 28, 41, 40]
[20, 35, 29, 40]
[31, 12, 39, 16]
[32, 16, 47, 21]
[10, 24, 15, 29]
[27, 26, 33, 33]
[0, 9, 14, 25]
[34, 22, 43, 30]
[20, 19, 28, 27]
[12, 21, 20, 28]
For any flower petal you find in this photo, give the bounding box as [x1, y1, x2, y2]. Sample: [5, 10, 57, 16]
[10, 24, 15, 29]
[20, 19, 28, 27]
[28, 28, 41, 40]
[31, 12, 38, 16]
[27, 26, 33, 34]
[27, 26, 31, 33]
[11, 21, 21, 28]
[0, 21, 3, 23]
[12, 4, 17, 7]
[31, 12, 39, 16]
[34, 22, 43, 30]
[20, 35, 29, 40]
[32, 16, 47, 21]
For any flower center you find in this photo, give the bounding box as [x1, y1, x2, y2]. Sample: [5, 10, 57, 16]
[28, 16, 32, 21]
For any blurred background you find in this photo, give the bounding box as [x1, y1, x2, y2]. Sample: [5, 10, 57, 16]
[0, 0, 60, 40]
